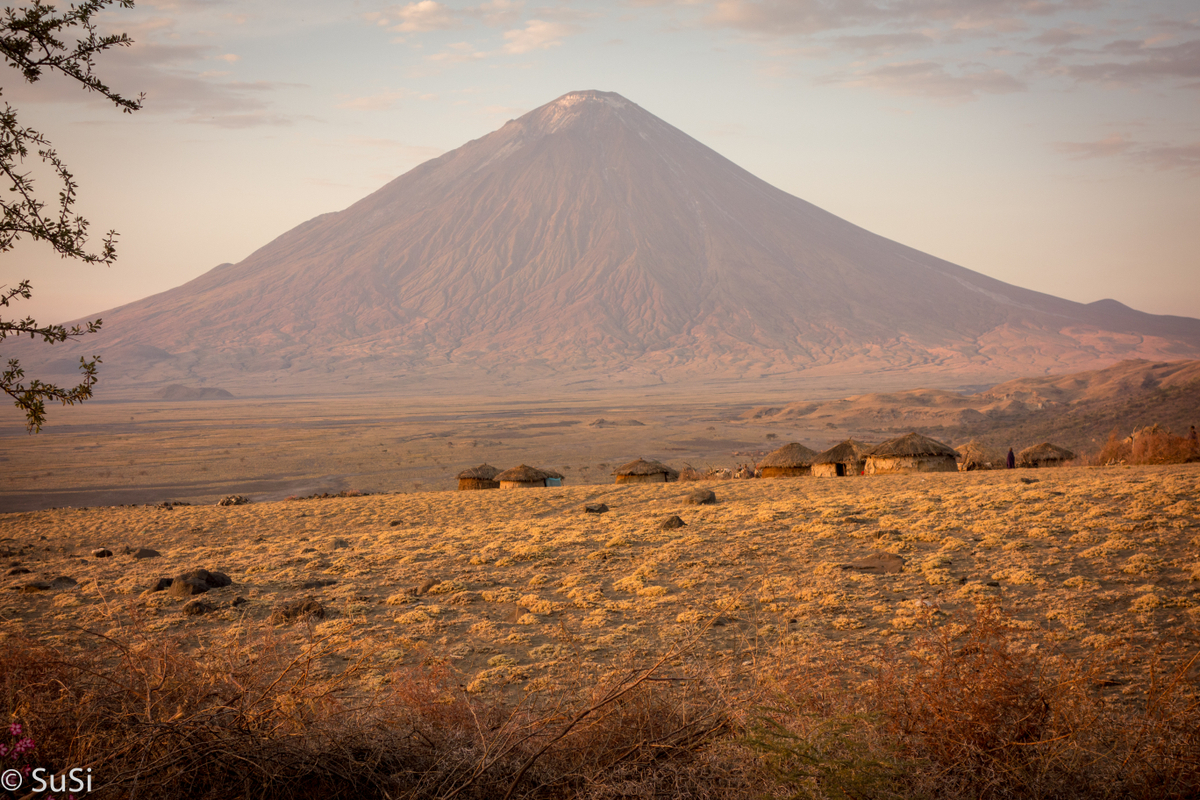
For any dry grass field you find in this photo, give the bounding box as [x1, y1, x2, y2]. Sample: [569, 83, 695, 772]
[3, 423, 1199, 797]
[4, 464, 1198, 693]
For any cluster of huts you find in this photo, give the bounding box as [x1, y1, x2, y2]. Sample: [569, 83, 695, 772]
[456, 432, 1077, 490]
[749, 432, 1076, 477]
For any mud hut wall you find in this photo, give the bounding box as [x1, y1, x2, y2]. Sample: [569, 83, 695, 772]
[458, 478, 500, 490]
[864, 455, 958, 475]
[615, 473, 666, 484]
[760, 466, 812, 478]
[500, 479, 547, 489]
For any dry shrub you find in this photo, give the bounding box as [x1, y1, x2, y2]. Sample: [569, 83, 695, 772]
[0, 627, 755, 800]
[753, 607, 1200, 799]
[1092, 425, 1198, 466]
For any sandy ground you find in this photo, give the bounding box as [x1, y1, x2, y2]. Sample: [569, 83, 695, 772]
[0, 396, 860, 513]
[3, 464, 1197, 699]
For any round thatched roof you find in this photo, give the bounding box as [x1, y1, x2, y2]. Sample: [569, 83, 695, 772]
[495, 464, 548, 482]
[867, 432, 958, 459]
[813, 439, 870, 465]
[457, 463, 501, 480]
[542, 467, 565, 479]
[614, 458, 679, 478]
[758, 442, 819, 468]
[956, 439, 1003, 463]
[1019, 442, 1076, 463]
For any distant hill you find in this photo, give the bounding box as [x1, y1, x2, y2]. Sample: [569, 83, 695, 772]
[744, 359, 1200, 455]
[18, 90, 1200, 398]
[155, 385, 235, 401]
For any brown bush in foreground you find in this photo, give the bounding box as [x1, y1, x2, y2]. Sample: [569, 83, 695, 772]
[1092, 425, 1198, 466]
[0, 627, 749, 800]
[3, 610, 1198, 799]
[753, 607, 1200, 799]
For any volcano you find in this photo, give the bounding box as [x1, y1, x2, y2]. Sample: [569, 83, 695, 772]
[28, 90, 1200, 397]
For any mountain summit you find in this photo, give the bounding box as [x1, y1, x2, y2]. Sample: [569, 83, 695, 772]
[32, 90, 1200, 396]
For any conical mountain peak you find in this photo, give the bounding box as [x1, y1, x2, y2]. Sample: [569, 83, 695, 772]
[30, 91, 1200, 396]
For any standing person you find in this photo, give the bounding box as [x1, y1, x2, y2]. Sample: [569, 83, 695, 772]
[1006, 448, 1016, 469]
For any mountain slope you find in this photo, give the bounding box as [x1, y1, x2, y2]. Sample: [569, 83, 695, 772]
[24, 90, 1200, 397]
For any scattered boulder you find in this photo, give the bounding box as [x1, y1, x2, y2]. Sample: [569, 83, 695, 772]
[329, 538, 350, 550]
[660, 515, 686, 530]
[5, 567, 30, 576]
[217, 495, 248, 506]
[182, 599, 213, 616]
[584, 503, 609, 514]
[149, 577, 173, 592]
[300, 579, 337, 589]
[843, 553, 905, 575]
[685, 489, 717, 505]
[15, 576, 76, 593]
[50, 576, 77, 589]
[389, 520, 403, 527]
[168, 569, 232, 597]
[270, 598, 326, 624]
[1019, 477, 1039, 485]
[92, 548, 113, 558]
[129, 547, 161, 560]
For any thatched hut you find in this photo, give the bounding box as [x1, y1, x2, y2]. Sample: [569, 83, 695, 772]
[1018, 442, 1076, 468]
[457, 464, 501, 490]
[757, 443, 819, 478]
[542, 468, 566, 487]
[495, 465, 550, 489]
[613, 458, 679, 484]
[956, 440, 1004, 471]
[864, 432, 959, 474]
[812, 439, 869, 477]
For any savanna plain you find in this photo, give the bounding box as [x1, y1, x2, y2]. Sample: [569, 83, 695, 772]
[2, 397, 1198, 799]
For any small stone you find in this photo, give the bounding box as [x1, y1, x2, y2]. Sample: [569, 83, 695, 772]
[270, 598, 326, 624]
[149, 577, 173, 592]
[17, 581, 52, 593]
[845, 553, 905, 575]
[1020, 477, 1039, 484]
[217, 494, 249, 506]
[584, 503, 609, 514]
[389, 520, 403, 527]
[229, 596, 248, 607]
[182, 599, 213, 616]
[49, 576, 77, 589]
[300, 579, 337, 589]
[685, 489, 717, 505]
[660, 515, 686, 530]
[300, 547, 316, 554]
[330, 538, 350, 550]
[131, 548, 161, 560]
[986, 581, 1001, 587]
[417, 578, 437, 595]
[5, 567, 30, 576]
[92, 548, 113, 558]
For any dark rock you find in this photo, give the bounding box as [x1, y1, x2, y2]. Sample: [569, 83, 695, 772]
[17, 581, 52, 593]
[330, 538, 350, 550]
[49, 576, 76, 589]
[5, 567, 31, 576]
[92, 548, 113, 558]
[584, 503, 609, 514]
[149, 577, 173, 592]
[660, 515, 686, 530]
[270, 598, 326, 624]
[1020, 477, 1039, 484]
[986, 581, 1001, 587]
[131, 548, 161, 560]
[169, 577, 210, 597]
[301, 579, 337, 589]
[177, 568, 231, 588]
[182, 599, 213, 616]
[417, 578, 437, 595]
[217, 495, 248, 506]
[229, 596, 248, 607]
[389, 520, 403, 527]
[300, 547, 316, 554]
[684, 489, 717, 505]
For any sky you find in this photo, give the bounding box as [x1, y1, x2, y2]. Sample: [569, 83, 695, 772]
[2, 0, 1198, 325]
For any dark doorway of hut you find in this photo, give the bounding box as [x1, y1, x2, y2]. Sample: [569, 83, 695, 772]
[835, 464, 846, 477]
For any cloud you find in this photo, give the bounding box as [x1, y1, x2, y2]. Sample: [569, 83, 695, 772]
[502, 19, 580, 53]
[366, 1, 461, 34]
[828, 60, 1026, 100]
[472, 0, 525, 27]
[1062, 38, 1200, 86]
[1054, 133, 1200, 174]
[428, 42, 490, 62]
